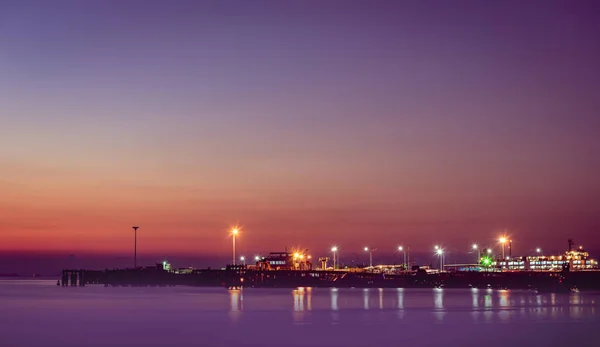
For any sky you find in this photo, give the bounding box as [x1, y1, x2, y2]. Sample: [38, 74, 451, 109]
[1, 1, 599, 270]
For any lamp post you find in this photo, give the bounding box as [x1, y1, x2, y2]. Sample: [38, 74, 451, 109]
[331, 246, 338, 270]
[231, 228, 239, 265]
[364, 247, 376, 268]
[240, 256, 245, 265]
[398, 246, 406, 271]
[436, 248, 444, 272]
[499, 237, 507, 259]
[472, 244, 480, 263]
[132, 226, 139, 268]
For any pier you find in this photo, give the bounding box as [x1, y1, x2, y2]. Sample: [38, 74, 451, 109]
[58, 264, 600, 292]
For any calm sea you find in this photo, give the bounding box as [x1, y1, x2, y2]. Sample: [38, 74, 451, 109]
[0, 279, 598, 346]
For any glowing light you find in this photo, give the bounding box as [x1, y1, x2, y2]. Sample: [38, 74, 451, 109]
[398, 246, 403, 251]
[437, 249, 443, 255]
[472, 244, 478, 249]
[231, 228, 239, 235]
[536, 248, 541, 253]
[331, 246, 338, 252]
[307, 255, 312, 259]
[254, 256, 260, 261]
[294, 253, 300, 259]
[364, 247, 369, 252]
[434, 245, 439, 250]
[487, 249, 492, 254]
[299, 254, 304, 260]
[499, 237, 507, 244]
[240, 256, 245, 261]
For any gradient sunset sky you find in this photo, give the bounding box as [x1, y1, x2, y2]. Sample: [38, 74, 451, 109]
[1, 1, 599, 261]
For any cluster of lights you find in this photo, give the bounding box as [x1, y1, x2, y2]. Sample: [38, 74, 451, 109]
[229, 228, 594, 271]
[293, 252, 311, 260]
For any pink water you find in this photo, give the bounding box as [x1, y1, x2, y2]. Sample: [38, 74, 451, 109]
[1, 280, 598, 346]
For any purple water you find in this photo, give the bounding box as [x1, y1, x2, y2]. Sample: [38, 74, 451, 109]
[1, 280, 598, 346]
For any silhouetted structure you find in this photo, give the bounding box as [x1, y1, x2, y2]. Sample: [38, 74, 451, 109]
[132, 226, 139, 268]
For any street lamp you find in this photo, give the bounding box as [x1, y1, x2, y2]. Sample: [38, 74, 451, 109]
[132, 226, 139, 268]
[499, 237, 507, 259]
[231, 228, 239, 265]
[331, 246, 338, 270]
[240, 256, 245, 265]
[364, 247, 376, 268]
[398, 246, 407, 271]
[436, 248, 444, 272]
[254, 255, 261, 262]
[472, 244, 480, 263]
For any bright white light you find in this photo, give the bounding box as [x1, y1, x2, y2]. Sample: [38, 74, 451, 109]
[536, 248, 541, 253]
[254, 256, 260, 261]
[487, 249, 492, 254]
[437, 249, 443, 255]
[364, 247, 369, 252]
[472, 244, 478, 249]
[434, 245, 439, 250]
[499, 237, 507, 243]
[231, 228, 239, 235]
[398, 246, 403, 251]
[240, 256, 245, 261]
[331, 246, 338, 252]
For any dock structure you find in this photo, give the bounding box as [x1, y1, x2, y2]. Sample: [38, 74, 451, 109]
[61, 270, 86, 287]
[57, 264, 600, 292]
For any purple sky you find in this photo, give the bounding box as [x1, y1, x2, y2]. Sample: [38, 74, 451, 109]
[1, 1, 599, 267]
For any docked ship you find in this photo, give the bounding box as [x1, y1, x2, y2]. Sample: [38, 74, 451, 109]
[488, 240, 597, 271]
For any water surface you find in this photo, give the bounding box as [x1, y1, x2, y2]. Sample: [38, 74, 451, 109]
[1, 280, 598, 346]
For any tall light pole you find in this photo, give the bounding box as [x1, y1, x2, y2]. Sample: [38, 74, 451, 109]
[364, 247, 376, 268]
[536, 248, 541, 256]
[132, 226, 139, 268]
[398, 246, 406, 270]
[231, 228, 239, 265]
[499, 237, 507, 259]
[240, 256, 245, 265]
[472, 244, 480, 263]
[331, 246, 338, 270]
[436, 248, 444, 272]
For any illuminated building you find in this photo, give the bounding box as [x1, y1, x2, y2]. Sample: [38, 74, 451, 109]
[255, 251, 313, 271]
[161, 260, 171, 271]
[489, 246, 598, 271]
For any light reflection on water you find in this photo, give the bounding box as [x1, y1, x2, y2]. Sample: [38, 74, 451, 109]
[2, 280, 599, 346]
[397, 288, 404, 309]
[225, 285, 600, 324]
